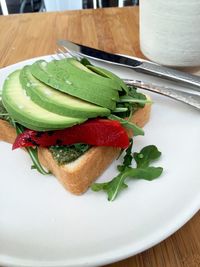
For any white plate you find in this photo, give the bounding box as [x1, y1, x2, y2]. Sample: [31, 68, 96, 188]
[0, 55, 200, 267]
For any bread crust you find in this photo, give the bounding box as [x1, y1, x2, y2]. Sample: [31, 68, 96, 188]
[0, 103, 151, 195]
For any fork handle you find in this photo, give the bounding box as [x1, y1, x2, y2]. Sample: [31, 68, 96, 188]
[136, 62, 200, 91]
[124, 79, 200, 110]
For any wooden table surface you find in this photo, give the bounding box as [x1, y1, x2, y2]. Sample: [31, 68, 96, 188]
[0, 6, 199, 267]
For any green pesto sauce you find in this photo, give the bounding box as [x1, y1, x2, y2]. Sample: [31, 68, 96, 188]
[49, 144, 91, 165]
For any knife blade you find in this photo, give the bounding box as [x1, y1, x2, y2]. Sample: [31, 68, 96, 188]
[57, 39, 200, 91]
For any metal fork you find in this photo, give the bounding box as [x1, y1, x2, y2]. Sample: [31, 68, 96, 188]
[55, 47, 200, 111]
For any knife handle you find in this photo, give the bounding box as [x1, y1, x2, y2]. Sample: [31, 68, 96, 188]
[124, 79, 200, 110]
[137, 61, 200, 91]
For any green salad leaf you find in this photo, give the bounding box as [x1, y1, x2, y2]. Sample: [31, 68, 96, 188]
[14, 123, 50, 175]
[134, 145, 162, 168]
[91, 144, 163, 201]
[6, 116, 50, 175]
[115, 86, 150, 118]
[117, 139, 133, 172]
[0, 99, 10, 122]
[108, 114, 144, 136]
[80, 58, 93, 66]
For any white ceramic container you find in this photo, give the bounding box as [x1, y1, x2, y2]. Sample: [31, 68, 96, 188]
[140, 0, 200, 67]
[44, 0, 82, 12]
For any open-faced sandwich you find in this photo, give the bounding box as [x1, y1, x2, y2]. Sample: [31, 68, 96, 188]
[0, 57, 163, 200]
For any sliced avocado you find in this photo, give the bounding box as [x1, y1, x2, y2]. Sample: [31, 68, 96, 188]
[12, 120, 70, 132]
[64, 58, 121, 91]
[20, 66, 110, 118]
[30, 59, 118, 110]
[2, 70, 86, 131]
[43, 58, 120, 97]
[86, 65, 128, 93]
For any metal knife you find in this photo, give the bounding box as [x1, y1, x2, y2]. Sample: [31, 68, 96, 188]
[57, 39, 200, 91]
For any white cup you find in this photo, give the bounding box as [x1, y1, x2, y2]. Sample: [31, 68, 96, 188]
[139, 0, 200, 67]
[44, 0, 82, 11]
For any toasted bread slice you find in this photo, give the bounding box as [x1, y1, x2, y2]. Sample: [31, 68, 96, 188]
[0, 102, 151, 195]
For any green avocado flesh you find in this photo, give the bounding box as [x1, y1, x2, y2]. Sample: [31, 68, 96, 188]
[30, 59, 119, 110]
[2, 70, 86, 131]
[87, 65, 129, 93]
[64, 59, 122, 91]
[20, 66, 110, 118]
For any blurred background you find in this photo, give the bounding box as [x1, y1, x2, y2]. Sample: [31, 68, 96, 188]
[0, 0, 139, 15]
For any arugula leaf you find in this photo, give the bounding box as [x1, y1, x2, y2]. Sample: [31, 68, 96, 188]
[104, 173, 128, 201]
[126, 166, 163, 180]
[121, 139, 133, 167]
[26, 147, 50, 175]
[80, 58, 93, 66]
[0, 100, 10, 122]
[113, 86, 149, 118]
[134, 145, 161, 168]
[118, 95, 151, 105]
[91, 144, 163, 201]
[128, 86, 147, 104]
[113, 107, 128, 113]
[91, 172, 128, 201]
[14, 123, 50, 175]
[117, 139, 133, 172]
[91, 166, 163, 201]
[14, 122, 23, 134]
[108, 114, 144, 136]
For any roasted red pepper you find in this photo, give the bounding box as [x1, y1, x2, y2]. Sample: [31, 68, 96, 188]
[13, 118, 130, 150]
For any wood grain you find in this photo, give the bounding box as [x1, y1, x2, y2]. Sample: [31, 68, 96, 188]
[0, 7, 199, 267]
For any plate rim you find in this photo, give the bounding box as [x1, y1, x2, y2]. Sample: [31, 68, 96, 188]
[0, 55, 200, 267]
[0, 198, 199, 267]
